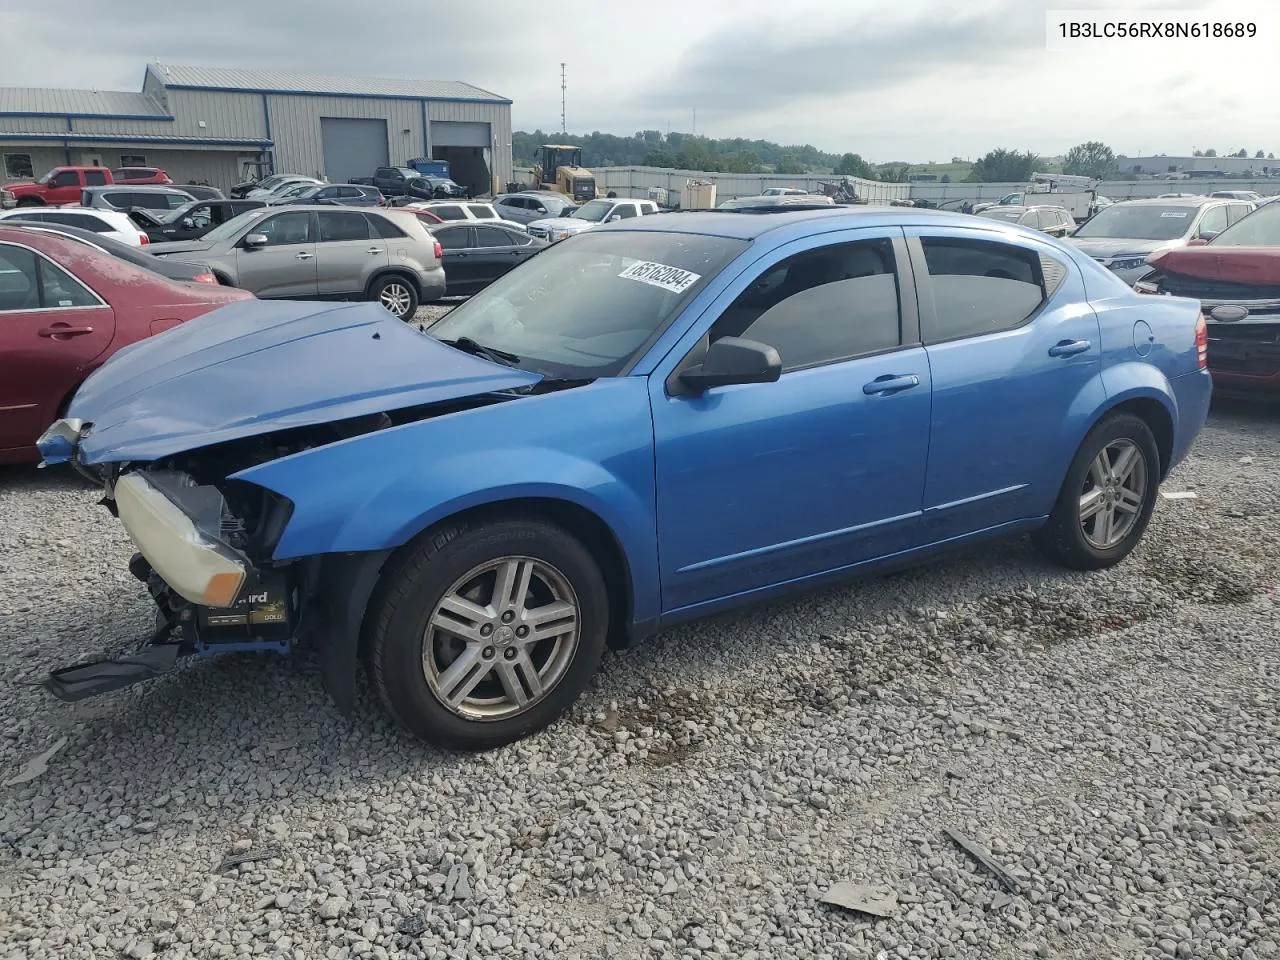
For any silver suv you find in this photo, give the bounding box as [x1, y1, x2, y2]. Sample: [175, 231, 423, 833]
[147, 205, 445, 317]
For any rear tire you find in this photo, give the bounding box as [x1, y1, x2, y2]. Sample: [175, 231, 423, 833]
[370, 274, 418, 320]
[366, 516, 609, 750]
[1033, 413, 1160, 570]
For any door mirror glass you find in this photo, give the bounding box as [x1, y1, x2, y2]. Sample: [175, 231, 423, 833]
[1196, 230, 1219, 242]
[679, 336, 781, 393]
[243, 233, 268, 248]
[608, 214, 622, 222]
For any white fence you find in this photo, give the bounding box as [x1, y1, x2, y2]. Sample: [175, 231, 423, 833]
[908, 178, 1280, 203]
[587, 165, 911, 203]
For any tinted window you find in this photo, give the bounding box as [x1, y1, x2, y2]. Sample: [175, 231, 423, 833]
[84, 169, 108, 186]
[0, 243, 39, 310]
[1197, 205, 1229, 237]
[230, 201, 261, 215]
[920, 238, 1052, 342]
[38, 257, 99, 307]
[497, 197, 525, 210]
[435, 226, 472, 250]
[432, 205, 466, 221]
[318, 211, 371, 242]
[47, 212, 111, 233]
[612, 205, 638, 220]
[100, 191, 131, 208]
[366, 213, 408, 239]
[468, 205, 497, 220]
[709, 239, 902, 372]
[337, 186, 361, 198]
[474, 226, 516, 248]
[51, 171, 80, 187]
[257, 212, 313, 245]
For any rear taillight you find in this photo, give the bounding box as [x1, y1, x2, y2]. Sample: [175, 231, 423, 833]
[193, 272, 217, 285]
[433, 240, 443, 259]
[138, 233, 149, 245]
[1195, 312, 1208, 369]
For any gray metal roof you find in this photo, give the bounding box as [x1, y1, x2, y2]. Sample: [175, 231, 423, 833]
[149, 63, 510, 104]
[0, 88, 168, 118]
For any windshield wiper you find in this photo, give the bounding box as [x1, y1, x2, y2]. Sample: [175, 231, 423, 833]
[439, 336, 521, 366]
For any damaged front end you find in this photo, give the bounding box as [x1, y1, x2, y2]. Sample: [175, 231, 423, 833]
[43, 416, 408, 709]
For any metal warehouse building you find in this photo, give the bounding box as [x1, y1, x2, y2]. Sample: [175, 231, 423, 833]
[0, 63, 513, 196]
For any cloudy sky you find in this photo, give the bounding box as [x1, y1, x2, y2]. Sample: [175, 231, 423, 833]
[1, 0, 1275, 161]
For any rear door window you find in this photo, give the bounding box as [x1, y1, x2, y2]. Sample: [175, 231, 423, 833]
[84, 169, 108, 186]
[317, 211, 372, 242]
[366, 213, 408, 239]
[432, 205, 465, 221]
[468, 204, 497, 219]
[435, 225, 473, 250]
[474, 226, 514, 248]
[918, 236, 1056, 343]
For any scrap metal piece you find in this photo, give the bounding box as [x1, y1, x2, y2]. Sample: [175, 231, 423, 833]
[3, 736, 68, 786]
[818, 882, 899, 918]
[943, 828, 1023, 894]
[1160, 490, 1198, 500]
[215, 845, 282, 874]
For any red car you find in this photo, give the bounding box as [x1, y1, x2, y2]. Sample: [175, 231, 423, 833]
[8, 166, 114, 207]
[0, 225, 253, 464]
[1140, 201, 1280, 399]
[112, 166, 174, 185]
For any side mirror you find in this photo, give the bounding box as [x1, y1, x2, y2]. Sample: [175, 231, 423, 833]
[243, 233, 268, 248]
[1195, 231, 1218, 243]
[1187, 237, 1211, 246]
[608, 214, 622, 222]
[679, 337, 781, 393]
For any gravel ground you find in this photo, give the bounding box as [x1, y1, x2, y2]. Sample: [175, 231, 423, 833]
[1, 401, 1278, 960]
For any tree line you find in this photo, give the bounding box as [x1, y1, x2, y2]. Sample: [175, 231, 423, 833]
[513, 131, 1276, 184]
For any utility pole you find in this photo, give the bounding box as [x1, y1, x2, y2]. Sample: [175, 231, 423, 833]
[560, 63, 566, 135]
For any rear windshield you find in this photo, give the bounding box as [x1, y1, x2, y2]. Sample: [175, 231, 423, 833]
[978, 209, 1027, 222]
[1073, 203, 1198, 241]
[1211, 202, 1280, 246]
[427, 230, 748, 378]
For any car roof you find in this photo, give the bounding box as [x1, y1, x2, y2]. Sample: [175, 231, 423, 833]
[600, 205, 1047, 240]
[83, 184, 192, 194]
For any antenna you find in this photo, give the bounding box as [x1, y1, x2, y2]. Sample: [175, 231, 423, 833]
[560, 63, 566, 135]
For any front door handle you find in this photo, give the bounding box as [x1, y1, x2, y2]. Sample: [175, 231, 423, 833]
[38, 324, 95, 338]
[367, 247, 384, 254]
[295, 251, 314, 260]
[1048, 339, 1091, 358]
[862, 374, 921, 396]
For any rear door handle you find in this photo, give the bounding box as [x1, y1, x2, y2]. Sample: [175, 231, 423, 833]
[39, 324, 95, 338]
[862, 374, 921, 396]
[367, 247, 384, 254]
[1048, 339, 1091, 358]
[295, 251, 313, 260]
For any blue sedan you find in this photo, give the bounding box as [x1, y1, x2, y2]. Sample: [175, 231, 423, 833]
[39, 207, 1212, 749]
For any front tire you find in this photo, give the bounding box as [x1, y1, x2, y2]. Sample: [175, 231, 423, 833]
[366, 517, 609, 750]
[1033, 413, 1160, 570]
[370, 275, 418, 319]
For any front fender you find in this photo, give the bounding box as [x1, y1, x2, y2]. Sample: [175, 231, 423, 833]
[233, 377, 661, 622]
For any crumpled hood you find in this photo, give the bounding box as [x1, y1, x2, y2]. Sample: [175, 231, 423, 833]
[1148, 245, 1280, 284]
[1066, 237, 1180, 259]
[67, 299, 541, 464]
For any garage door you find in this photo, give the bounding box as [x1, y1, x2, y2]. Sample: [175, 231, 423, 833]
[320, 117, 389, 184]
[430, 121, 490, 148]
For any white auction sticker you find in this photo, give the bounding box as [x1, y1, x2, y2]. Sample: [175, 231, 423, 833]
[618, 260, 701, 293]
[1159, 211, 1189, 217]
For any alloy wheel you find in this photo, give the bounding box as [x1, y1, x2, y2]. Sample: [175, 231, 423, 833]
[379, 282, 413, 317]
[423, 557, 580, 720]
[1078, 438, 1148, 549]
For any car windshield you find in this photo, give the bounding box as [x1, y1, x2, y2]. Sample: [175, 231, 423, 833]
[568, 200, 612, 222]
[1073, 204, 1198, 241]
[979, 209, 1026, 222]
[426, 230, 748, 378]
[36, 170, 55, 184]
[1211, 203, 1280, 246]
[198, 208, 269, 244]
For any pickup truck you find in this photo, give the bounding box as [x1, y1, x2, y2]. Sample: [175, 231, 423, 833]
[8, 166, 115, 206]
